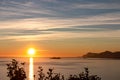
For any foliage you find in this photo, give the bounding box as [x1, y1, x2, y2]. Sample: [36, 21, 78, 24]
[38, 66, 64, 80]
[6, 59, 26, 80]
[67, 67, 101, 80]
[38, 67, 101, 80]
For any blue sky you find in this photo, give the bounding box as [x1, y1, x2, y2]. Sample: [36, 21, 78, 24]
[0, 0, 120, 57]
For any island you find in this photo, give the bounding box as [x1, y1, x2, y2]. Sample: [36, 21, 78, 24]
[82, 51, 120, 59]
[50, 57, 61, 59]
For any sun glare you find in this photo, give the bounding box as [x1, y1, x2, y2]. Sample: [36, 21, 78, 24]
[28, 48, 35, 55]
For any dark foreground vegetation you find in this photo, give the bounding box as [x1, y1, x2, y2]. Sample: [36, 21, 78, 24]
[83, 51, 120, 59]
[7, 59, 101, 80]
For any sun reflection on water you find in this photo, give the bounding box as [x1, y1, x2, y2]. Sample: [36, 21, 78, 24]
[29, 57, 34, 80]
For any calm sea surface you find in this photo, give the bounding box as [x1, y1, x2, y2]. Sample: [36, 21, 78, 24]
[0, 57, 120, 80]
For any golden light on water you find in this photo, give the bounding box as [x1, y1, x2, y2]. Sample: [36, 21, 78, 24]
[29, 57, 34, 80]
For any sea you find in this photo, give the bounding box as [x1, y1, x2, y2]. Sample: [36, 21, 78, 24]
[0, 57, 120, 80]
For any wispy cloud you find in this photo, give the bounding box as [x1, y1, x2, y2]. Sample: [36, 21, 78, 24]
[0, 0, 120, 41]
[73, 3, 120, 9]
[1, 0, 120, 20]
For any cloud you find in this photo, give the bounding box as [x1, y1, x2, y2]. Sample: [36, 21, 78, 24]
[0, 11, 120, 30]
[0, 27, 104, 39]
[0, 0, 120, 41]
[0, 28, 51, 36]
[0, 23, 120, 41]
[73, 3, 120, 9]
[0, 30, 120, 41]
[1, 0, 120, 21]
[0, 0, 58, 21]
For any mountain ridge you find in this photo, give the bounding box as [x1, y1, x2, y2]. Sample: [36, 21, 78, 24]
[82, 51, 120, 59]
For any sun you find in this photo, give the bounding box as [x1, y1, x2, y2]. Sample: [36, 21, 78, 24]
[28, 48, 36, 55]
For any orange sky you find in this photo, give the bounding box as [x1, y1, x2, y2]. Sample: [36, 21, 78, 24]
[0, 0, 120, 57]
[0, 38, 120, 57]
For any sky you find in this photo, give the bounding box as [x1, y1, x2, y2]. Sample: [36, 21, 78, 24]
[0, 0, 120, 57]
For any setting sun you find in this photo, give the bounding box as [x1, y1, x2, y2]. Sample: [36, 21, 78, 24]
[28, 48, 35, 55]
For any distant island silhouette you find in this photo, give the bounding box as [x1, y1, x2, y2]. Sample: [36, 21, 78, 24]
[50, 57, 61, 59]
[82, 51, 120, 59]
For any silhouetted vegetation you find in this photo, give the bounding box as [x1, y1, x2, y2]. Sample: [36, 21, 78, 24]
[38, 67, 101, 80]
[6, 59, 26, 80]
[67, 67, 101, 80]
[7, 59, 101, 80]
[83, 51, 120, 59]
[38, 66, 64, 80]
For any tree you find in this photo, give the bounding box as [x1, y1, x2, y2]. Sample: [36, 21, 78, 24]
[6, 59, 26, 80]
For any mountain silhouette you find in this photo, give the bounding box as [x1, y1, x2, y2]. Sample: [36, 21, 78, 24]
[82, 51, 120, 59]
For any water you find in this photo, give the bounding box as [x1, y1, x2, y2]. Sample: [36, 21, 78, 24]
[0, 57, 120, 80]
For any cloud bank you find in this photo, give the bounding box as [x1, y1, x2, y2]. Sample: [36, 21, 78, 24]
[0, 0, 120, 41]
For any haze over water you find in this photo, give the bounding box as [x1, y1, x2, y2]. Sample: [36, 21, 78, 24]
[0, 57, 120, 80]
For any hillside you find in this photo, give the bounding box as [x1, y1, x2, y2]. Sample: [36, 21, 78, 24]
[82, 51, 120, 59]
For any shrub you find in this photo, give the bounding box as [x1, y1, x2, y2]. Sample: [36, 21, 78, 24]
[6, 59, 26, 80]
[38, 66, 64, 80]
[67, 67, 101, 80]
[38, 67, 101, 80]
